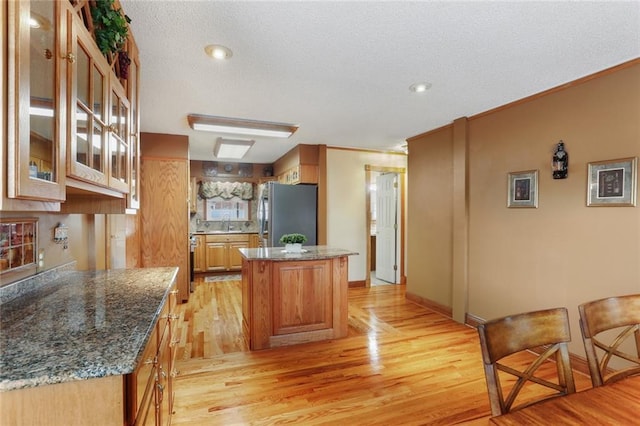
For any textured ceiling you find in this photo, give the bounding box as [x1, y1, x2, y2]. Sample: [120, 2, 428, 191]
[120, 0, 640, 163]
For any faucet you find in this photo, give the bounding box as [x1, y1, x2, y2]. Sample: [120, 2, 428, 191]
[223, 214, 231, 232]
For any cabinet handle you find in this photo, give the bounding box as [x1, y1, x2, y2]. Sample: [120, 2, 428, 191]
[170, 289, 179, 295]
[168, 314, 180, 320]
[170, 338, 180, 347]
[143, 357, 153, 365]
[157, 383, 164, 403]
[171, 369, 180, 378]
[107, 124, 117, 133]
[61, 52, 76, 63]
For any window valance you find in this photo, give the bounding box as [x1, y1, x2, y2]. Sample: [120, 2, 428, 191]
[199, 181, 253, 200]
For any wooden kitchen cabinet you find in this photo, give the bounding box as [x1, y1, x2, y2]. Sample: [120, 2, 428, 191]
[126, 282, 178, 426]
[241, 253, 350, 350]
[249, 233, 262, 248]
[126, 36, 141, 210]
[5, 0, 67, 205]
[67, 3, 131, 195]
[3, 0, 140, 212]
[140, 133, 190, 303]
[193, 235, 205, 272]
[189, 177, 198, 214]
[1, 273, 178, 426]
[205, 234, 249, 272]
[273, 144, 319, 185]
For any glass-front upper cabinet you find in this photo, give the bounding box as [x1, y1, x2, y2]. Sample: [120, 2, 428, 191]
[6, 0, 66, 201]
[67, 11, 110, 188]
[127, 38, 141, 209]
[108, 82, 130, 193]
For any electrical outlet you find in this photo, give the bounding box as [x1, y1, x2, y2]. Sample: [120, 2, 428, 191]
[38, 249, 45, 269]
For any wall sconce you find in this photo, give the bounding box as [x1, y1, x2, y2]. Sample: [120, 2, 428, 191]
[552, 141, 568, 179]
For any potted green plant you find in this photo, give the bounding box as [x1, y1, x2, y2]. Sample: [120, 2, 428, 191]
[280, 233, 307, 253]
[91, 0, 131, 59]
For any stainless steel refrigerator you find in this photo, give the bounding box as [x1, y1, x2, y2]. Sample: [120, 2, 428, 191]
[258, 182, 317, 247]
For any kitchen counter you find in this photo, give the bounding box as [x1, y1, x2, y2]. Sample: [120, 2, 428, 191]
[239, 246, 357, 350]
[0, 267, 178, 392]
[238, 245, 358, 261]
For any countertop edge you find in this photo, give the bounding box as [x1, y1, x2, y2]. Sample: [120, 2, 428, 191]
[0, 267, 179, 392]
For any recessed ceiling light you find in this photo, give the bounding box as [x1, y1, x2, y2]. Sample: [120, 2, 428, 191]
[409, 82, 432, 93]
[204, 44, 233, 60]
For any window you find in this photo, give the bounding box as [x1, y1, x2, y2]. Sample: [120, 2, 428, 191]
[205, 197, 250, 221]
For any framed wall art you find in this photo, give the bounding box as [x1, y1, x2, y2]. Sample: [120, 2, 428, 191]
[587, 157, 637, 207]
[507, 170, 538, 208]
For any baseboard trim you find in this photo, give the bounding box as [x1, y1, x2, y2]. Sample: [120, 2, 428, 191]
[405, 291, 452, 318]
[405, 293, 593, 379]
[349, 280, 366, 288]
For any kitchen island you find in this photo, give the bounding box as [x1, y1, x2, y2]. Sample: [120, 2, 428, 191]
[0, 267, 179, 425]
[239, 246, 357, 350]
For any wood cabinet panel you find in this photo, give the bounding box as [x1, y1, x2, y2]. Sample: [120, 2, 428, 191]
[205, 241, 227, 272]
[249, 233, 262, 248]
[193, 235, 205, 272]
[205, 234, 249, 272]
[243, 256, 349, 350]
[5, 0, 66, 204]
[272, 261, 332, 335]
[228, 241, 247, 270]
[0, 375, 124, 426]
[140, 135, 190, 302]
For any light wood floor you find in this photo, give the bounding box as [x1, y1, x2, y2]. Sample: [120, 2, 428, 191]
[172, 278, 592, 425]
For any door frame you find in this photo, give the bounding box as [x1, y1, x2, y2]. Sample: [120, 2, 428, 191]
[365, 165, 406, 287]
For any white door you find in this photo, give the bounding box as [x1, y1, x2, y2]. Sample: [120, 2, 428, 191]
[376, 173, 397, 283]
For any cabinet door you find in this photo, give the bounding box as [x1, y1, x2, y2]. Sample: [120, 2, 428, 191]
[157, 327, 171, 426]
[205, 242, 227, 272]
[189, 177, 198, 213]
[108, 81, 130, 192]
[6, 0, 66, 201]
[127, 38, 141, 209]
[249, 234, 261, 249]
[68, 14, 109, 187]
[193, 235, 205, 272]
[228, 241, 248, 271]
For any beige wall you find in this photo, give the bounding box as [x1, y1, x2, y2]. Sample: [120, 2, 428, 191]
[326, 148, 407, 282]
[407, 126, 454, 308]
[407, 60, 640, 357]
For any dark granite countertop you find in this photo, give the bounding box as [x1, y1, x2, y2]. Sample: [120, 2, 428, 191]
[0, 267, 178, 392]
[238, 245, 358, 261]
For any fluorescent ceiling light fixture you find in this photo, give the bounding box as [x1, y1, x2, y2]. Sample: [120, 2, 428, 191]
[214, 138, 254, 159]
[204, 44, 233, 60]
[188, 114, 298, 138]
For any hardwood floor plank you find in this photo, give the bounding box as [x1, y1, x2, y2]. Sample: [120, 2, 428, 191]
[171, 279, 591, 425]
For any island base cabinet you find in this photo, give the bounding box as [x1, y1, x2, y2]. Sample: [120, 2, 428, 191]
[242, 256, 349, 350]
[0, 375, 125, 426]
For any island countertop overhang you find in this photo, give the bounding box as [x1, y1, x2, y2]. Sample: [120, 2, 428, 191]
[238, 245, 358, 261]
